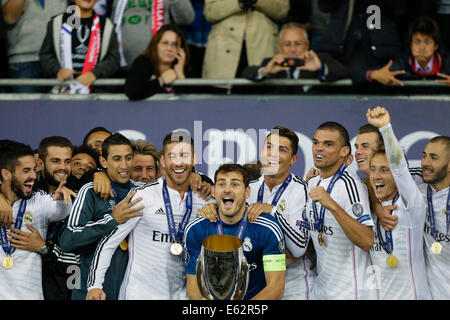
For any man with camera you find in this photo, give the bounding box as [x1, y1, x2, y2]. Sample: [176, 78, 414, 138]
[242, 22, 350, 82]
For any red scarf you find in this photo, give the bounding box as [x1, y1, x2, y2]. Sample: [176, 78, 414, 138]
[152, 0, 164, 36]
[81, 14, 101, 75]
[409, 53, 441, 77]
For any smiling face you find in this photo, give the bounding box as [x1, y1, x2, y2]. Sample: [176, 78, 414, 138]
[355, 132, 380, 175]
[100, 144, 133, 184]
[10, 155, 37, 200]
[131, 154, 157, 183]
[157, 31, 180, 66]
[71, 152, 97, 180]
[214, 170, 250, 224]
[260, 134, 297, 178]
[369, 152, 398, 202]
[161, 142, 195, 189]
[421, 141, 449, 190]
[312, 129, 349, 177]
[42, 146, 72, 187]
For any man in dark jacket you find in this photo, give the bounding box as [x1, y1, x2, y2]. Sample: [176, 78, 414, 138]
[242, 22, 350, 92]
[317, 0, 406, 85]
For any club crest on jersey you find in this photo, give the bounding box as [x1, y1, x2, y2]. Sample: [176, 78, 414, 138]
[277, 200, 287, 213]
[23, 211, 33, 224]
[109, 200, 115, 206]
[243, 237, 253, 252]
[352, 202, 364, 217]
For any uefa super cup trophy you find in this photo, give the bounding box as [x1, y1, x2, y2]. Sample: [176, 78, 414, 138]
[196, 234, 249, 300]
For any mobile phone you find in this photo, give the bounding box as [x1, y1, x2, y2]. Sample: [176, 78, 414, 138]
[281, 58, 304, 69]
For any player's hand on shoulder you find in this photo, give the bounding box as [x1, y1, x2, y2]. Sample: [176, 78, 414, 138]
[111, 190, 144, 224]
[198, 203, 218, 222]
[247, 203, 273, 223]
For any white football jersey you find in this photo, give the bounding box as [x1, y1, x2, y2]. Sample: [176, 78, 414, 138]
[372, 123, 432, 300]
[87, 177, 211, 299]
[248, 174, 314, 300]
[0, 191, 71, 300]
[422, 185, 449, 299]
[305, 168, 376, 300]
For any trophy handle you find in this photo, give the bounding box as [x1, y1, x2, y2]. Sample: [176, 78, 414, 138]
[195, 256, 212, 300]
[233, 257, 249, 300]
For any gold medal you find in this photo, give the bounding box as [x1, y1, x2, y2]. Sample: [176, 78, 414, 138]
[318, 233, 326, 246]
[386, 255, 398, 268]
[2, 256, 14, 270]
[170, 243, 183, 256]
[431, 241, 443, 255]
[119, 239, 128, 251]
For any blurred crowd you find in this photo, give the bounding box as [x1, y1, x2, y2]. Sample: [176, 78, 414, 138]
[0, 0, 449, 98]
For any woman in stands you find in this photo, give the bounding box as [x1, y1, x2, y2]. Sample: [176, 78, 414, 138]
[124, 24, 190, 100]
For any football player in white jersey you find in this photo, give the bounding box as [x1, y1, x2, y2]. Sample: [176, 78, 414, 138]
[0, 141, 72, 299]
[366, 106, 432, 300]
[85, 131, 212, 300]
[198, 126, 314, 299]
[303, 121, 376, 300]
[420, 135, 449, 299]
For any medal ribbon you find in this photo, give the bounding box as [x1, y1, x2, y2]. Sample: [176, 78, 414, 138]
[257, 174, 292, 206]
[162, 178, 193, 243]
[111, 180, 131, 203]
[427, 185, 450, 241]
[376, 193, 399, 255]
[312, 164, 346, 232]
[0, 200, 27, 256]
[216, 208, 248, 241]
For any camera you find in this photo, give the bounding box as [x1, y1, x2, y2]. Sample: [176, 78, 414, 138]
[281, 58, 304, 71]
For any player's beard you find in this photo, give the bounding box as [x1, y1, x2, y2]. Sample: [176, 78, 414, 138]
[11, 175, 33, 200]
[423, 163, 448, 185]
[43, 167, 67, 188]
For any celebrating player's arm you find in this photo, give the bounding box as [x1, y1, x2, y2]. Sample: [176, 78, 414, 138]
[309, 185, 374, 251]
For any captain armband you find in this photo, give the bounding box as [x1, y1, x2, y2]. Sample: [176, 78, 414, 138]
[262, 254, 286, 272]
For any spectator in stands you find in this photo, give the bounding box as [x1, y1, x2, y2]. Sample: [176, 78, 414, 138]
[180, 0, 211, 78]
[242, 22, 350, 83]
[124, 24, 190, 100]
[39, 0, 120, 94]
[1, 0, 68, 93]
[202, 0, 290, 79]
[109, 0, 194, 73]
[367, 16, 450, 87]
[83, 126, 112, 155]
[317, 0, 407, 86]
[131, 139, 159, 183]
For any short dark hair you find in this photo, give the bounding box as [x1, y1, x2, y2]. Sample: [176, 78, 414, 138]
[428, 135, 450, 160]
[0, 140, 34, 180]
[72, 145, 100, 168]
[162, 130, 194, 154]
[408, 16, 440, 47]
[82, 127, 112, 146]
[38, 136, 73, 161]
[101, 133, 133, 159]
[357, 124, 385, 151]
[317, 121, 351, 150]
[214, 163, 250, 187]
[369, 149, 388, 168]
[266, 125, 299, 156]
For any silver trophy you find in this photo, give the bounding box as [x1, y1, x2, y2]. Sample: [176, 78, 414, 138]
[196, 234, 249, 300]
